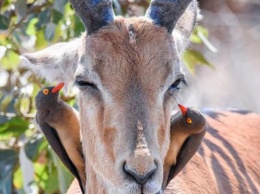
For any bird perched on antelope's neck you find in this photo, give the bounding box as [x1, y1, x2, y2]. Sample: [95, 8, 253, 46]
[163, 104, 207, 189]
[35, 83, 85, 193]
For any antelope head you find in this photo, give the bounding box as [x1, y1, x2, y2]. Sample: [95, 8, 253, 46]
[21, 0, 198, 193]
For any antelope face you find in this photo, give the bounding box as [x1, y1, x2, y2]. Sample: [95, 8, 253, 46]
[21, 0, 197, 193]
[75, 17, 183, 193]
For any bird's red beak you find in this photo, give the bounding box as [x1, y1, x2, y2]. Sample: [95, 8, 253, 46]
[52, 83, 65, 93]
[178, 104, 188, 116]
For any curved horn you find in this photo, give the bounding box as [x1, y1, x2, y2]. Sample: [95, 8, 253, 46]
[145, 0, 193, 33]
[69, 0, 115, 34]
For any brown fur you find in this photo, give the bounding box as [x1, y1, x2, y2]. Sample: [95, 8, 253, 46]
[21, 1, 260, 192]
[73, 17, 181, 193]
[67, 110, 260, 193]
[166, 110, 260, 193]
[86, 17, 175, 95]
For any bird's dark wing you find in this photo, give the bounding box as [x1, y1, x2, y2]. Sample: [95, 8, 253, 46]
[39, 122, 85, 193]
[166, 129, 206, 186]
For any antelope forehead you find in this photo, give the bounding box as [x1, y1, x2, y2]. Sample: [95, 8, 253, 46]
[85, 18, 177, 63]
[75, 18, 182, 94]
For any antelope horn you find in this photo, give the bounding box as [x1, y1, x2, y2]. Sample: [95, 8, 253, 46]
[145, 0, 193, 33]
[69, 0, 115, 34]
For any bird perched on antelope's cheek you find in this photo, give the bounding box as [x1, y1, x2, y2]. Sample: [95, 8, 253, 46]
[35, 83, 85, 193]
[163, 104, 207, 189]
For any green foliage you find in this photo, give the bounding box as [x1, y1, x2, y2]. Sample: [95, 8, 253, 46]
[0, 1, 215, 193]
[183, 25, 216, 74]
[0, 150, 18, 194]
[0, 15, 9, 30]
[0, 117, 29, 139]
[0, 0, 80, 193]
[182, 49, 214, 74]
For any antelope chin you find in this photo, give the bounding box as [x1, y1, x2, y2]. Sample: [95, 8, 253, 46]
[142, 181, 161, 194]
[121, 181, 161, 194]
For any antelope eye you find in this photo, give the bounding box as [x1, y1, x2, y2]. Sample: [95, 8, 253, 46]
[167, 79, 182, 95]
[43, 89, 49, 95]
[170, 79, 181, 90]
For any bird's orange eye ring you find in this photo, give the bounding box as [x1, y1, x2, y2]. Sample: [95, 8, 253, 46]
[43, 89, 49, 95]
[187, 118, 192, 124]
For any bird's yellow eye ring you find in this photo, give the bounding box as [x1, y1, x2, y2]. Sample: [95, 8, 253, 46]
[187, 118, 192, 124]
[43, 89, 49, 95]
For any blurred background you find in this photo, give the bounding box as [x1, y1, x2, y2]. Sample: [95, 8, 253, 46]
[182, 0, 260, 113]
[0, 0, 259, 193]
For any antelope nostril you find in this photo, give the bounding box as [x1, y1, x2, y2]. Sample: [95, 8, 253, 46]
[123, 163, 157, 185]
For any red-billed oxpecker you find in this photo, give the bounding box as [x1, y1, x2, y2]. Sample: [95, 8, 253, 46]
[163, 104, 207, 189]
[35, 83, 85, 193]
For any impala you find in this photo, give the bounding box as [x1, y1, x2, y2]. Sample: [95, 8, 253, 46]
[20, 0, 260, 193]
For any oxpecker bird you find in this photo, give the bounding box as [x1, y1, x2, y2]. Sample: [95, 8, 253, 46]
[163, 104, 207, 189]
[35, 83, 85, 193]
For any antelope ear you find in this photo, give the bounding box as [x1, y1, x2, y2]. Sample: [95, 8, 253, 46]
[145, 0, 197, 53]
[165, 130, 206, 187]
[173, 0, 197, 53]
[20, 38, 81, 89]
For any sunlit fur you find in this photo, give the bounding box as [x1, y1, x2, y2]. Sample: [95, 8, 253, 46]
[20, 12, 260, 194]
[20, 0, 260, 191]
[19, 0, 197, 92]
[20, 10, 196, 191]
[75, 17, 183, 193]
[66, 110, 260, 193]
[21, 14, 193, 192]
[165, 110, 260, 193]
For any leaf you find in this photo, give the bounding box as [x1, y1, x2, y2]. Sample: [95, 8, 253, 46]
[20, 95, 31, 115]
[0, 176, 12, 194]
[0, 115, 9, 126]
[25, 18, 39, 36]
[0, 15, 9, 30]
[35, 30, 48, 50]
[24, 135, 45, 162]
[45, 173, 59, 194]
[64, 2, 74, 16]
[33, 162, 49, 189]
[51, 22, 62, 43]
[190, 25, 209, 44]
[36, 8, 51, 30]
[13, 167, 23, 190]
[14, 0, 28, 22]
[14, 98, 22, 115]
[30, 83, 41, 103]
[6, 98, 18, 115]
[0, 35, 9, 45]
[0, 50, 20, 70]
[57, 159, 74, 193]
[53, 0, 67, 14]
[34, 156, 59, 194]
[182, 49, 215, 74]
[0, 94, 12, 113]
[52, 9, 63, 24]
[73, 16, 85, 37]
[0, 117, 30, 138]
[196, 26, 209, 38]
[45, 22, 56, 41]
[0, 149, 19, 194]
[190, 33, 202, 44]
[51, 150, 73, 193]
